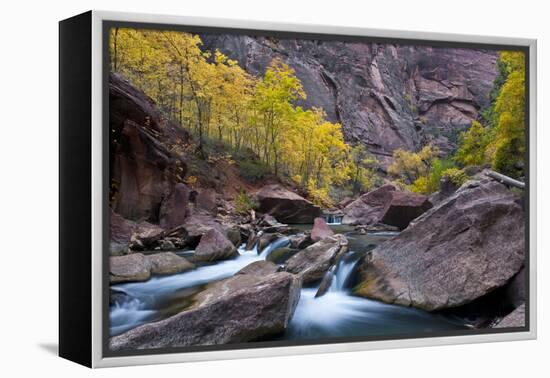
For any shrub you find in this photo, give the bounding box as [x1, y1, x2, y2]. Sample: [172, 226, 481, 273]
[234, 189, 258, 214]
[441, 168, 467, 187]
[238, 159, 271, 182]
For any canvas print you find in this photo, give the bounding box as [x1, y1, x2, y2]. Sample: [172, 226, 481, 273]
[107, 25, 527, 353]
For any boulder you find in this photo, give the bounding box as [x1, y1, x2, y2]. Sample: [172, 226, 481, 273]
[342, 185, 396, 226]
[257, 232, 279, 252]
[196, 188, 217, 214]
[110, 252, 194, 283]
[493, 304, 526, 329]
[159, 183, 190, 229]
[237, 261, 280, 276]
[310, 217, 334, 242]
[225, 226, 242, 247]
[109, 269, 301, 350]
[380, 190, 433, 230]
[256, 184, 321, 224]
[110, 209, 134, 244]
[128, 223, 165, 251]
[147, 252, 195, 275]
[110, 253, 151, 284]
[285, 235, 348, 284]
[353, 179, 525, 311]
[194, 228, 238, 262]
[181, 214, 225, 248]
[288, 233, 313, 249]
[342, 184, 431, 230]
[266, 247, 300, 264]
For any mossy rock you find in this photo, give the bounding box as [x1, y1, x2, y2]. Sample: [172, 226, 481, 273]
[266, 247, 300, 264]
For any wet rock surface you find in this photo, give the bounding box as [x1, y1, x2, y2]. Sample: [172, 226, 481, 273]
[109, 268, 301, 350]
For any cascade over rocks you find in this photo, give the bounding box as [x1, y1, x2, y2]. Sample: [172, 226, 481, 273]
[109, 268, 301, 350]
[285, 234, 348, 284]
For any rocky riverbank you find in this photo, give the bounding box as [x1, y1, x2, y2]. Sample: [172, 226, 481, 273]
[107, 72, 526, 351]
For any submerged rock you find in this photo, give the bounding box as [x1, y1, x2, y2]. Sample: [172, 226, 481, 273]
[267, 247, 300, 264]
[353, 179, 525, 311]
[110, 252, 194, 283]
[194, 228, 238, 262]
[342, 184, 431, 230]
[310, 217, 335, 242]
[256, 184, 321, 224]
[285, 234, 348, 284]
[109, 269, 301, 350]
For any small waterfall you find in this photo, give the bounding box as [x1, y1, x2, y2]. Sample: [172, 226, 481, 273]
[316, 253, 357, 297]
[331, 255, 357, 292]
[110, 235, 291, 336]
[259, 237, 290, 259]
[324, 214, 343, 225]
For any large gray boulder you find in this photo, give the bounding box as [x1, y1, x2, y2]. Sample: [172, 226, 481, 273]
[342, 184, 431, 230]
[194, 228, 238, 262]
[285, 234, 348, 284]
[256, 184, 321, 224]
[353, 179, 525, 311]
[109, 269, 301, 350]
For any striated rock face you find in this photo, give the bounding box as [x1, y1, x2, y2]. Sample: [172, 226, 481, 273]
[353, 178, 525, 311]
[110, 73, 191, 223]
[256, 184, 321, 223]
[109, 269, 301, 350]
[285, 234, 348, 284]
[201, 35, 497, 159]
[342, 184, 431, 229]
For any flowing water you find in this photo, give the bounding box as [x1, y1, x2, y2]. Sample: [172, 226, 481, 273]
[110, 225, 465, 338]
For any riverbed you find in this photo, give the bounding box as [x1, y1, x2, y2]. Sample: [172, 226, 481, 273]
[110, 225, 466, 340]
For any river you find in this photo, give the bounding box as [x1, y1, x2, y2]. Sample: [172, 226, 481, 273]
[110, 225, 465, 339]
